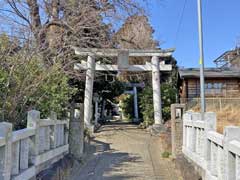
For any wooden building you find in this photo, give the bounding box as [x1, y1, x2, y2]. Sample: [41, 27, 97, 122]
[179, 68, 240, 102]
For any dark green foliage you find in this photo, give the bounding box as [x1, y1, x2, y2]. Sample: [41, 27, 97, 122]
[94, 78, 124, 102]
[161, 83, 177, 120]
[139, 83, 177, 127]
[0, 35, 77, 129]
[161, 151, 171, 158]
[139, 86, 154, 127]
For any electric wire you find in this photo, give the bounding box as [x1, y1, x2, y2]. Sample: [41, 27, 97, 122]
[174, 0, 188, 46]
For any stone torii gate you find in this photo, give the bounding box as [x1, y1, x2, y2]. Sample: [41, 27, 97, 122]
[73, 47, 175, 130]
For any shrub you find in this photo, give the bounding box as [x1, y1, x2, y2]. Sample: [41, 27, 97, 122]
[139, 86, 154, 126]
[0, 36, 77, 129]
[139, 84, 177, 127]
[161, 151, 171, 158]
[119, 94, 134, 121]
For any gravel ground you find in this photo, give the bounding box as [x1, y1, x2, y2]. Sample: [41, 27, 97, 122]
[72, 121, 183, 180]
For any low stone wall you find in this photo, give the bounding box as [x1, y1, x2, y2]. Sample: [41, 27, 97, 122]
[171, 104, 202, 179]
[182, 111, 240, 180]
[0, 110, 69, 180]
[36, 155, 74, 180]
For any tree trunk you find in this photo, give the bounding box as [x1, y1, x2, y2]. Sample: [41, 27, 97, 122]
[26, 0, 42, 43]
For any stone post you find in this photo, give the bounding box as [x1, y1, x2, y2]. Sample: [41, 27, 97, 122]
[133, 86, 139, 123]
[223, 126, 240, 180]
[84, 56, 95, 130]
[151, 56, 162, 125]
[19, 138, 29, 170]
[182, 112, 192, 151]
[50, 112, 57, 149]
[93, 93, 99, 127]
[101, 99, 106, 120]
[11, 141, 20, 175]
[204, 112, 216, 169]
[69, 103, 84, 159]
[0, 122, 12, 180]
[191, 112, 201, 152]
[94, 99, 99, 126]
[171, 104, 186, 159]
[27, 110, 40, 164]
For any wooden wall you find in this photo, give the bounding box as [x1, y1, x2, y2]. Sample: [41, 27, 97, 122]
[180, 78, 240, 100]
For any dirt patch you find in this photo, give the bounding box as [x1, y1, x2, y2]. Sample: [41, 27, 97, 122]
[174, 155, 202, 180]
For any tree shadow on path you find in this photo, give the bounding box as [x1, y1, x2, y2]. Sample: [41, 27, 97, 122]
[72, 138, 143, 180]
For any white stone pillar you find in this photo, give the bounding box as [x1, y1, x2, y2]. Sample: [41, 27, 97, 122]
[133, 86, 139, 122]
[204, 112, 216, 166]
[94, 99, 99, 126]
[217, 146, 224, 180]
[27, 110, 40, 164]
[19, 138, 29, 170]
[11, 141, 20, 175]
[84, 55, 95, 129]
[223, 126, 240, 180]
[50, 112, 57, 149]
[151, 56, 162, 125]
[183, 112, 191, 150]
[0, 122, 12, 180]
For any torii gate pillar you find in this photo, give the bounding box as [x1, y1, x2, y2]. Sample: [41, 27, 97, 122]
[151, 56, 163, 125]
[84, 56, 95, 129]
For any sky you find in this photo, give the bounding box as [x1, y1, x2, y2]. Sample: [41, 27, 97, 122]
[147, 0, 240, 68]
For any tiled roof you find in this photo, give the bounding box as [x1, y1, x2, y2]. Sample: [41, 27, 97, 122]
[179, 68, 240, 78]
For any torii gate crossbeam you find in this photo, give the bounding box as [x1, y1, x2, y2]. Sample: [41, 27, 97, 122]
[73, 47, 175, 131]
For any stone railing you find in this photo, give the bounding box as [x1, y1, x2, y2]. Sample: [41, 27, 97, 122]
[182, 111, 240, 180]
[0, 110, 69, 180]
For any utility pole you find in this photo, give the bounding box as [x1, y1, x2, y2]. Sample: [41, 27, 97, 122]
[197, 0, 206, 115]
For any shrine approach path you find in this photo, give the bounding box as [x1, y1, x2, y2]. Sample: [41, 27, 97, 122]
[72, 121, 183, 180]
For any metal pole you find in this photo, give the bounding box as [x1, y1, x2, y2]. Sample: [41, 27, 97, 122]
[197, 0, 206, 115]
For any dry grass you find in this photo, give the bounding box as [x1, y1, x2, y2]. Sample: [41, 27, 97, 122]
[191, 104, 240, 134]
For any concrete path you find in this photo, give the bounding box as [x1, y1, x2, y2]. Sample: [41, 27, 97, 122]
[72, 121, 183, 180]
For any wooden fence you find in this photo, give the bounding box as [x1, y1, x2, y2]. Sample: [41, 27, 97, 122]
[0, 110, 69, 180]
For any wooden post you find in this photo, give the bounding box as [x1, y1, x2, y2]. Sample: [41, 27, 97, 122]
[151, 56, 163, 125]
[0, 122, 12, 180]
[84, 55, 95, 129]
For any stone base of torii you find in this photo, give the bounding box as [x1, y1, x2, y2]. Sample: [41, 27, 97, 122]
[73, 47, 175, 131]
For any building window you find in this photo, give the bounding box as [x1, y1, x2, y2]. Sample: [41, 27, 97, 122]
[205, 82, 224, 95]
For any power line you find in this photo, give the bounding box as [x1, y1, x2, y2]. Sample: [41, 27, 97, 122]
[174, 0, 188, 46]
